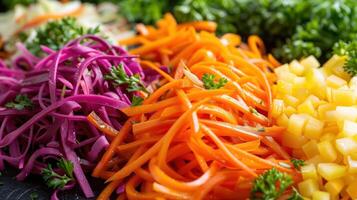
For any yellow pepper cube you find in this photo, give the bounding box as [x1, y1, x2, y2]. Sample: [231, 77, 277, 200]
[284, 95, 300, 107]
[303, 140, 319, 159]
[317, 163, 347, 181]
[332, 89, 356, 106]
[290, 60, 305, 76]
[287, 114, 308, 136]
[275, 64, 290, 79]
[271, 99, 285, 118]
[298, 179, 320, 198]
[317, 104, 336, 119]
[326, 75, 347, 88]
[335, 107, 357, 122]
[277, 80, 293, 95]
[346, 181, 357, 199]
[335, 138, 357, 155]
[304, 117, 324, 139]
[301, 163, 318, 180]
[298, 100, 316, 116]
[276, 113, 289, 127]
[324, 179, 344, 197]
[341, 120, 357, 137]
[317, 141, 338, 162]
[301, 55, 320, 69]
[312, 191, 330, 200]
[306, 95, 321, 107]
[347, 156, 357, 173]
[285, 106, 297, 117]
[282, 132, 308, 149]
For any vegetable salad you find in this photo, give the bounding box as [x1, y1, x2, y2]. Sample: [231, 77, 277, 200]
[0, 0, 356, 200]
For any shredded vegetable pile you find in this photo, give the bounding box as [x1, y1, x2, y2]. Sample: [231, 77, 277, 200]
[0, 35, 148, 198]
[89, 14, 301, 199]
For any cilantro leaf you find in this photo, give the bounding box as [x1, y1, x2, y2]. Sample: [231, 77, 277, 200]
[105, 64, 148, 93]
[250, 168, 293, 200]
[333, 41, 357, 76]
[291, 158, 305, 170]
[41, 159, 74, 189]
[131, 96, 144, 107]
[202, 73, 227, 90]
[5, 94, 33, 110]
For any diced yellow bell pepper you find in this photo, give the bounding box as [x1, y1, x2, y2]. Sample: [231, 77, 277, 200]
[332, 89, 356, 106]
[317, 141, 337, 162]
[282, 132, 308, 149]
[335, 138, 357, 155]
[347, 156, 357, 173]
[285, 106, 297, 117]
[317, 163, 347, 181]
[312, 191, 330, 200]
[284, 95, 300, 107]
[298, 100, 316, 116]
[276, 113, 289, 127]
[271, 99, 285, 118]
[287, 114, 308, 136]
[303, 140, 319, 159]
[346, 181, 357, 199]
[304, 117, 324, 139]
[326, 75, 347, 88]
[301, 55, 320, 69]
[340, 120, 357, 137]
[298, 179, 320, 198]
[301, 163, 318, 180]
[324, 179, 344, 197]
[335, 107, 357, 122]
[290, 60, 305, 76]
[317, 104, 336, 119]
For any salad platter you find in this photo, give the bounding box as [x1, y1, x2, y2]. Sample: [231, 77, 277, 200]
[0, 0, 356, 200]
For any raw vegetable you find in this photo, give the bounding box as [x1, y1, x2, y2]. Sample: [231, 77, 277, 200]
[291, 158, 305, 170]
[92, 14, 300, 199]
[0, 34, 149, 199]
[201, 73, 227, 90]
[273, 55, 357, 199]
[22, 17, 100, 57]
[250, 168, 293, 200]
[42, 159, 74, 189]
[333, 41, 357, 76]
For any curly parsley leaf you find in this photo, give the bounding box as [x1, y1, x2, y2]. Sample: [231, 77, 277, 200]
[250, 168, 293, 200]
[333, 41, 357, 76]
[291, 158, 305, 170]
[202, 73, 227, 90]
[5, 94, 33, 110]
[287, 188, 304, 200]
[105, 64, 148, 93]
[131, 96, 144, 107]
[23, 17, 100, 56]
[41, 159, 74, 189]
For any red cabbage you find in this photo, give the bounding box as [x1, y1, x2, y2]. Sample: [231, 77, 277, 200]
[0, 35, 148, 198]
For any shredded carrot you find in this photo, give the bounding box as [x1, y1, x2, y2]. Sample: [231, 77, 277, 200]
[90, 14, 296, 200]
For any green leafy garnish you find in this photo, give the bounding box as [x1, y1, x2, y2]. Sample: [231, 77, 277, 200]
[105, 64, 147, 93]
[333, 41, 357, 76]
[30, 192, 39, 200]
[23, 17, 100, 56]
[291, 158, 305, 170]
[202, 73, 227, 90]
[131, 96, 144, 107]
[287, 188, 304, 200]
[41, 158, 74, 189]
[5, 94, 33, 110]
[250, 168, 293, 200]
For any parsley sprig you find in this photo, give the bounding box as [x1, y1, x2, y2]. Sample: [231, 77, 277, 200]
[23, 17, 100, 56]
[202, 73, 227, 90]
[105, 64, 148, 93]
[250, 168, 293, 200]
[333, 41, 357, 76]
[5, 94, 33, 110]
[131, 96, 144, 107]
[291, 158, 305, 170]
[41, 158, 74, 189]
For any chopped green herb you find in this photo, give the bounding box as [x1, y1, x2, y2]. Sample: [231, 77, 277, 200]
[333, 41, 357, 76]
[287, 188, 303, 200]
[42, 159, 74, 189]
[23, 17, 100, 56]
[202, 73, 227, 90]
[30, 192, 39, 200]
[250, 168, 293, 200]
[105, 64, 148, 93]
[131, 96, 144, 106]
[291, 158, 305, 170]
[5, 94, 33, 110]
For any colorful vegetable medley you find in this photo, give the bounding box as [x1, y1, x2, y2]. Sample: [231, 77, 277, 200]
[0, 0, 356, 200]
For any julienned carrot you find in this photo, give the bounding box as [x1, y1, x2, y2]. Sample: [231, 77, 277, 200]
[90, 14, 297, 200]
